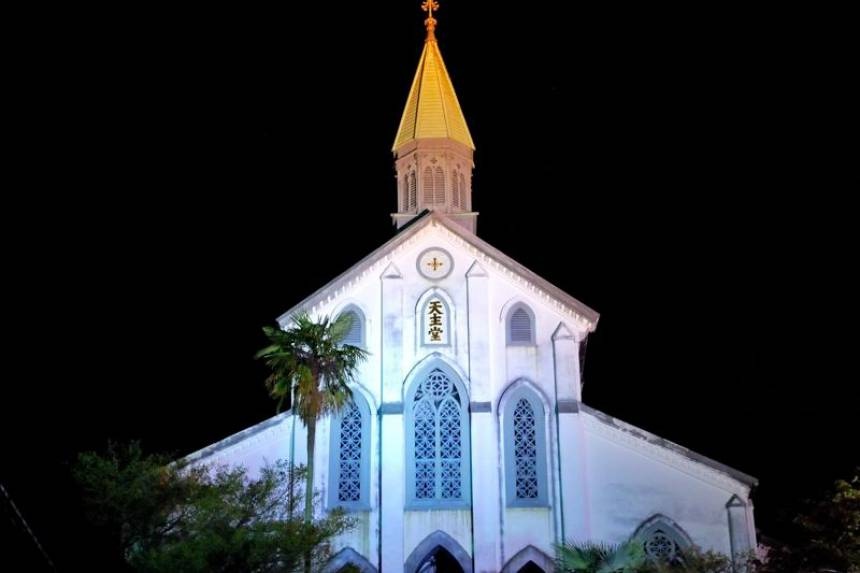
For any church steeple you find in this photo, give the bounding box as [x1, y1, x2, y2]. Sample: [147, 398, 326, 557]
[392, 1, 477, 233]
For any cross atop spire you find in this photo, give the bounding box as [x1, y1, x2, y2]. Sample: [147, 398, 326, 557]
[421, 0, 439, 41]
[392, 0, 477, 233]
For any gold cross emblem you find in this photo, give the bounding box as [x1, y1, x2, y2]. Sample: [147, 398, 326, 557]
[421, 0, 439, 17]
[421, 0, 439, 37]
[427, 257, 444, 271]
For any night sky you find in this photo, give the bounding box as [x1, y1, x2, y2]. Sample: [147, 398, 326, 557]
[4, 2, 854, 570]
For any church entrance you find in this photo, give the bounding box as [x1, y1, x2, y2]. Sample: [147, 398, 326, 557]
[517, 562, 546, 573]
[416, 547, 465, 573]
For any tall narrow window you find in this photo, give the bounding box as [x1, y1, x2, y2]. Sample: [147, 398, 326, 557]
[726, 495, 751, 563]
[502, 385, 549, 507]
[513, 399, 538, 499]
[433, 167, 445, 204]
[338, 306, 365, 348]
[451, 170, 461, 208]
[401, 175, 408, 211]
[507, 303, 536, 345]
[459, 173, 466, 209]
[423, 166, 434, 204]
[406, 365, 471, 508]
[337, 404, 362, 502]
[328, 392, 371, 510]
[408, 171, 417, 211]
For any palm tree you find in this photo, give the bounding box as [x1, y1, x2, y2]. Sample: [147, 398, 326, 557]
[555, 540, 648, 573]
[256, 312, 368, 523]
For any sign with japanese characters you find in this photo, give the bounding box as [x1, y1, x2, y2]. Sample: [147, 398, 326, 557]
[424, 299, 449, 345]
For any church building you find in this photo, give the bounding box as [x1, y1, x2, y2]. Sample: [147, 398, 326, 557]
[186, 4, 758, 571]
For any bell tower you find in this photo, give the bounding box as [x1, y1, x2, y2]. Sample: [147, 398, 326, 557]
[392, 1, 477, 233]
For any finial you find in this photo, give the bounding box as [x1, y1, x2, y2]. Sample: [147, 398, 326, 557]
[421, 0, 439, 41]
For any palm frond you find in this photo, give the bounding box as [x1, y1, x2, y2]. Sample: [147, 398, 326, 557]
[556, 541, 603, 571]
[556, 540, 647, 573]
[256, 314, 369, 421]
[597, 540, 646, 572]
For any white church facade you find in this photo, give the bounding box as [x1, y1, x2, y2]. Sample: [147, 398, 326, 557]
[186, 5, 758, 572]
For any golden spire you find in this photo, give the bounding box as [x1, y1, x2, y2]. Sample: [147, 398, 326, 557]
[422, 0, 439, 42]
[392, 0, 474, 151]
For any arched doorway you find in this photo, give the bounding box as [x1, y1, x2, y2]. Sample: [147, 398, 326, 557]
[500, 545, 554, 573]
[416, 546, 465, 572]
[404, 530, 473, 573]
[321, 547, 378, 573]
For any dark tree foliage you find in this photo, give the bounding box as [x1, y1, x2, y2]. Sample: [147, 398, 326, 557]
[762, 468, 859, 573]
[73, 442, 352, 573]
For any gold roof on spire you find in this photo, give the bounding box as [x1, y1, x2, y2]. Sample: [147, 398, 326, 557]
[392, 1, 475, 152]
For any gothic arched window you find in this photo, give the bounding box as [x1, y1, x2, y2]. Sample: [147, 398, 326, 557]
[433, 167, 445, 205]
[502, 385, 549, 507]
[406, 365, 471, 508]
[633, 515, 693, 564]
[338, 306, 365, 348]
[423, 166, 434, 204]
[458, 173, 466, 210]
[507, 303, 536, 345]
[451, 170, 460, 208]
[328, 392, 371, 510]
[645, 530, 679, 561]
[408, 171, 417, 211]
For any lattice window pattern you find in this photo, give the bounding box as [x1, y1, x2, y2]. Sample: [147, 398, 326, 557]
[337, 404, 362, 502]
[412, 368, 464, 501]
[513, 398, 539, 499]
[644, 530, 678, 561]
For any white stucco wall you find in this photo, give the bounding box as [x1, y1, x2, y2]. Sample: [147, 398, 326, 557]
[583, 413, 753, 556]
[187, 219, 755, 572]
[185, 413, 294, 479]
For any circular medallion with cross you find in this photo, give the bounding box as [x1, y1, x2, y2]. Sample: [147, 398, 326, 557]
[417, 247, 453, 280]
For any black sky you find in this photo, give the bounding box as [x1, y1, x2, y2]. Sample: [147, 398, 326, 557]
[4, 2, 855, 570]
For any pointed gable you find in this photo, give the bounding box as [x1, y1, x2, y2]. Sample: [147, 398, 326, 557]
[277, 211, 599, 331]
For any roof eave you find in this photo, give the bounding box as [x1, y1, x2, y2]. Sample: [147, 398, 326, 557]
[580, 402, 759, 487]
[276, 211, 599, 332]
